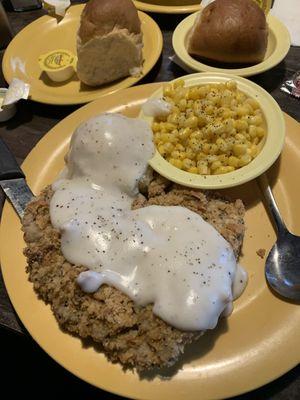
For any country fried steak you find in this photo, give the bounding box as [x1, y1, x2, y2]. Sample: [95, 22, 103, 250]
[22, 174, 245, 370]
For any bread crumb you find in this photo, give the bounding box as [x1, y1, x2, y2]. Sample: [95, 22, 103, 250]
[256, 248, 266, 258]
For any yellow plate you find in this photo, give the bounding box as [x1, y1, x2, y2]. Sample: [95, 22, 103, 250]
[2, 5, 163, 105]
[140, 73, 285, 189]
[133, 0, 200, 14]
[172, 12, 291, 77]
[1, 83, 300, 400]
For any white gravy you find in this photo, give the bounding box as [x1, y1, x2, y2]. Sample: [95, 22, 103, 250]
[141, 98, 172, 118]
[50, 113, 247, 331]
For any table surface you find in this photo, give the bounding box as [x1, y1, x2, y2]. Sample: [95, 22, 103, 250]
[0, 1, 299, 398]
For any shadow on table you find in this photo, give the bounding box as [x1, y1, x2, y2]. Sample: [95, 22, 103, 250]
[251, 59, 287, 94]
[0, 100, 33, 130]
[147, 12, 188, 31]
[0, 99, 79, 131]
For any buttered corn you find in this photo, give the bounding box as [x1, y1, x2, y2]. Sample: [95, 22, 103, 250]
[152, 79, 266, 175]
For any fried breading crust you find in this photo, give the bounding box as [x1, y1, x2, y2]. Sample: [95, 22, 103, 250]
[22, 175, 245, 370]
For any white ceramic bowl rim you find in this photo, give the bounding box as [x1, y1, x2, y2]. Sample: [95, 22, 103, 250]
[139, 72, 285, 189]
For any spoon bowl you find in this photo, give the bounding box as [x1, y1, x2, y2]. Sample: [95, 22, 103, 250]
[266, 232, 300, 300]
[259, 174, 300, 301]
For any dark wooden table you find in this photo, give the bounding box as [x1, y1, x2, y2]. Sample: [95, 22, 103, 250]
[0, 1, 299, 398]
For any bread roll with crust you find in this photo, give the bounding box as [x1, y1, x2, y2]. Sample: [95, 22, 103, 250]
[188, 0, 268, 64]
[77, 0, 143, 86]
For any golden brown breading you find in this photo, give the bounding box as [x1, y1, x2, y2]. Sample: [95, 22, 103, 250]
[22, 175, 245, 370]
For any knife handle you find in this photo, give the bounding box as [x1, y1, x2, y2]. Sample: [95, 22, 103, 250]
[0, 137, 25, 180]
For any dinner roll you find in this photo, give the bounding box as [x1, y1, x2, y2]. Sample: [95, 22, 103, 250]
[188, 0, 268, 64]
[77, 0, 143, 86]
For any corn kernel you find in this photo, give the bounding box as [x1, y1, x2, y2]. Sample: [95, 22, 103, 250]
[246, 98, 260, 110]
[152, 122, 160, 132]
[190, 130, 203, 140]
[249, 115, 263, 126]
[202, 143, 211, 154]
[187, 100, 194, 109]
[186, 148, 196, 159]
[167, 114, 176, 124]
[174, 79, 184, 88]
[234, 119, 248, 131]
[158, 145, 167, 156]
[175, 143, 185, 151]
[249, 125, 257, 138]
[161, 133, 169, 142]
[214, 166, 229, 174]
[249, 145, 258, 157]
[237, 106, 249, 117]
[228, 156, 239, 168]
[256, 126, 265, 138]
[164, 142, 174, 153]
[244, 103, 253, 115]
[239, 154, 252, 166]
[254, 109, 262, 116]
[178, 127, 191, 140]
[178, 99, 187, 111]
[236, 91, 246, 102]
[233, 144, 247, 156]
[188, 167, 198, 174]
[197, 86, 208, 98]
[216, 138, 228, 152]
[211, 160, 222, 171]
[178, 151, 187, 160]
[184, 116, 198, 128]
[163, 85, 174, 97]
[196, 152, 206, 161]
[171, 150, 180, 159]
[169, 158, 183, 169]
[225, 166, 235, 172]
[196, 114, 206, 127]
[205, 155, 217, 163]
[209, 143, 218, 155]
[187, 88, 199, 100]
[182, 158, 194, 170]
[235, 133, 246, 142]
[226, 80, 237, 90]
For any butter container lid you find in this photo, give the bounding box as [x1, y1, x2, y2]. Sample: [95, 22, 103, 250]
[38, 49, 77, 72]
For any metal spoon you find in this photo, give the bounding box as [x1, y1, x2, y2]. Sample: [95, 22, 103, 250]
[258, 174, 300, 300]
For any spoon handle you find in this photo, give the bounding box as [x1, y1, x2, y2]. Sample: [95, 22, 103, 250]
[258, 174, 287, 234]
